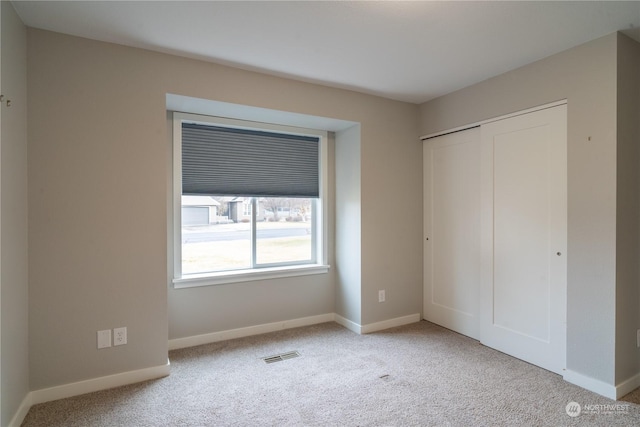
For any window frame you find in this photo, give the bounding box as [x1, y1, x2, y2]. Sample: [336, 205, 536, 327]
[172, 112, 329, 288]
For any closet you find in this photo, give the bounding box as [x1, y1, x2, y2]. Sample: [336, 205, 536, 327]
[423, 103, 567, 375]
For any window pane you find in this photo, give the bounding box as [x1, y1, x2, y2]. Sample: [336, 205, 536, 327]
[256, 198, 314, 265]
[181, 196, 250, 274]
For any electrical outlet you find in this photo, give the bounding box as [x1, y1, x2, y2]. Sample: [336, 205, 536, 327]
[97, 330, 111, 349]
[114, 327, 127, 346]
[378, 290, 386, 303]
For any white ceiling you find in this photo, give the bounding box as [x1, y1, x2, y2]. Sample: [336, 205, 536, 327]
[12, 1, 640, 104]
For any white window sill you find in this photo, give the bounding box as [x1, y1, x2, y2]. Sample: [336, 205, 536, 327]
[173, 264, 330, 289]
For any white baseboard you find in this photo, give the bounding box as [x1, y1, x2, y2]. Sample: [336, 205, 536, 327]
[567, 369, 640, 400]
[169, 312, 422, 350]
[361, 313, 421, 334]
[8, 393, 33, 427]
[564, 369, 617, 400]
[615, 371, 640, 399]
[8, 361, 170, 427]
[168, 313, 335, 350]
[334, 313, 421, 335]
[31, 360, 170, 406]
[334, 314, 362, 334]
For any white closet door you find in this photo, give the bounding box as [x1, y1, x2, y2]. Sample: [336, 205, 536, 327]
[480, 105, 567, 375]
[424, 127, 481, 339]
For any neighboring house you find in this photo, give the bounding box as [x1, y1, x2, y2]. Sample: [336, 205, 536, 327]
[181, 195, 220, 225]
[226, 197, 266, 222]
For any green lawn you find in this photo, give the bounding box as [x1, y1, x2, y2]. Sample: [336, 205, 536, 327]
[182, 236, 311, 274]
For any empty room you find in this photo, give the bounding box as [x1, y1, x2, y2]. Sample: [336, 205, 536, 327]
[3, 1, 640, 426]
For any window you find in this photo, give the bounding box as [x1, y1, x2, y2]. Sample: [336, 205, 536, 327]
[242, 200, 252, 217]
[173, 113, 328, 287]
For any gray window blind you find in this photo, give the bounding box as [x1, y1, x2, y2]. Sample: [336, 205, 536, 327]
[182, 123, 319, 197]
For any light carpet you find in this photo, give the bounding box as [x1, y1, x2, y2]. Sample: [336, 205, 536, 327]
[21, 321, 640, 426]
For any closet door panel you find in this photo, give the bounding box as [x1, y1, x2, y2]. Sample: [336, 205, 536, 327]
[480, 105, 567, 375]
[493, 126, 551, 339]
[424, 127, 481, 339]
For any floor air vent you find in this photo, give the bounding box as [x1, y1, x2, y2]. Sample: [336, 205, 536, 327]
[262, 351, 300, 364]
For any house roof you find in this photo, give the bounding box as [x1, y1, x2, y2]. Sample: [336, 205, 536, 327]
[181, 196, 221, 207]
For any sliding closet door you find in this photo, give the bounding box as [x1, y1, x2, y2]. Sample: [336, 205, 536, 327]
[424, 127, 481, 339]
[480, 105, 567, 375]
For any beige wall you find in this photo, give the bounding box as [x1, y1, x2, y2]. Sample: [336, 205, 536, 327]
[1, 1, 29, 425]
[615, 33, 640, 384]
[27, 28, 422, 390]
[420, 34, 620, 385]
[360, 112, 421, 325]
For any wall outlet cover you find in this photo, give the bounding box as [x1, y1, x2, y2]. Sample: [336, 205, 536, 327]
[97, 330, 112, 349]
[114, 327, 127, 346]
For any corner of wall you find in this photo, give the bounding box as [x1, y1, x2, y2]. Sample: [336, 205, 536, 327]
[1, 1, 30, 426]
[614, 30, 640, 387]
[334, 124, 362, 325]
